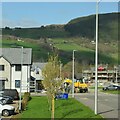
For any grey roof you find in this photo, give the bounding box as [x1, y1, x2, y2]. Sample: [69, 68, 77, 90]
[0, 48, 32, 64]
[31, 62, 47, 71]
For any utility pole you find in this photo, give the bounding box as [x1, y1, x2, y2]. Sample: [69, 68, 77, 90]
[72, 50, 76, 98]
[114, 66, 118, 84]
[19, 46, 23, 112]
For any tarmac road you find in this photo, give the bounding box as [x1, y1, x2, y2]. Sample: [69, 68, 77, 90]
[75, 90, 120, 119]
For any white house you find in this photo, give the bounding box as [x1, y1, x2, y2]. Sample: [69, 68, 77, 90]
[30, 62, 47, 92]
[0, 48, 32, 93]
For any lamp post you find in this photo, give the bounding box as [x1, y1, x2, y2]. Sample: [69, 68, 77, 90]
[95, 0, 100, 115]
[72, 50, 76, 98]
[19, 46, 23, 112]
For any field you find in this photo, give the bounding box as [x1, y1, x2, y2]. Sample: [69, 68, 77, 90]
[1, 36, 118, 65]
[1, 38, 50, 62]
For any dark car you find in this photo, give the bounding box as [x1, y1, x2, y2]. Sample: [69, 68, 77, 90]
[103, 84, 120, 91]
[0, 95, 13, 104]
[2, 89, 19, 100]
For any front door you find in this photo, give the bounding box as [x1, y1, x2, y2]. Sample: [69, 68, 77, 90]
[0, 80, 5, 90]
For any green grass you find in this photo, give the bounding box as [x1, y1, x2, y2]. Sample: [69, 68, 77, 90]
[1, 39, 49, 61]
[19, 96, 102, 119]
[51, 37, 118, 64]
[55, 43, 93, 52]
[101, 90, 120, 94]
[1, 37, 118, 64]
[89, 86, 103, 89]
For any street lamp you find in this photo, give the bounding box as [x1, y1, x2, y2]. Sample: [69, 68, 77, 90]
[19, 46, 23, 112]
[72, 50, 77, 98]
[95, 0, 101, 115]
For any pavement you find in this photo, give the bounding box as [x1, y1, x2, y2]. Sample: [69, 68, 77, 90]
[74, 89, 120, 119]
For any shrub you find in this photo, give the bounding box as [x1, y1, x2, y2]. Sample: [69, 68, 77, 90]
[21, 92, 31, 111]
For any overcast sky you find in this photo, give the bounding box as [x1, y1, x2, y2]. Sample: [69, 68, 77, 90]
[1, 1, 119, 28]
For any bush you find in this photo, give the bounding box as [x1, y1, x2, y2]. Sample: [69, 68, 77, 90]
[21, 92, 31, 111]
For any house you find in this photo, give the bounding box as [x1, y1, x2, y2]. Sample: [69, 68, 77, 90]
[0, 48, 32, 92]
[30, 62, 47, 92]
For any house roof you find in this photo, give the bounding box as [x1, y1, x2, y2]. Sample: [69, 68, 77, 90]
[0, 48, 32, 64]
[31, 62, 47, 71]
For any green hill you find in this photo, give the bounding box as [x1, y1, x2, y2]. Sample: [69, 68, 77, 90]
[2, 25, 69, 39]
[64, 12, 118, 41]
[2, 12, 118, 41]
[1, 12, 119, 65]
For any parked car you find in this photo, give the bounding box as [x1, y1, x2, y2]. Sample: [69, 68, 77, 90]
[2, 89, 19, 100]
[0, 103, 15, 117]
[0, 95, 13, 104]
[103, 84, 120, 91]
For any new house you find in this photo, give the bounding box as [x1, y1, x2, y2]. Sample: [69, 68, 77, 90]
[30, 62, 47, 92]
[0, 48, 32, 92]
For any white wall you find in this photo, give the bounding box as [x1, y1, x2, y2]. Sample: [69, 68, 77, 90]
[11, 65, 30, 93]
[0, 57, 11, 89]
[31, 68, 43, 80]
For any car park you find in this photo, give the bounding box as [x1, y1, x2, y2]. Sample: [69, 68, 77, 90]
[0, 95, 13, 104]
[103, 84, 120, 91]
[0, 103, 15, 117]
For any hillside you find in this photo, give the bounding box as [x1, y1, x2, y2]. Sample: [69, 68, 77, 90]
[1, 12, 119, 65]
[64, 12, 118, 41]
[2, 25, 69, 39]
[1, 35, 118, 65]
[2, 12, 119, 41]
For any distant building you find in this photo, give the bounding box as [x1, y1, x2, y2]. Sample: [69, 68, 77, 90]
[30, 62, 47, 92]
[82, 65, 120, 83]
[0, 48, 32, 92]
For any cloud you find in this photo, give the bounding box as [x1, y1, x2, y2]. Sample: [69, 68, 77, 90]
[2, 18, 41, 28]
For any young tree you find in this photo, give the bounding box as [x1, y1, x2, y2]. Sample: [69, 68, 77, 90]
[42, 55, 63, 120]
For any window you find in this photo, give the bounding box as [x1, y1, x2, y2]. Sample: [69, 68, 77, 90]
[15, 80, 20, 88]
[15, 65, 21, 71]
[0, 65, 4, 71]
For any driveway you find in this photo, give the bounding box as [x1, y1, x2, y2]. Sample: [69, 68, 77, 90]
[75, 89, 119, 119]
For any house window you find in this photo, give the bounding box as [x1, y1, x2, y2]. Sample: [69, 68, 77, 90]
[15, 65, 21, 71]
[0, 65, 4, 71]
[15, 80, 20, 88]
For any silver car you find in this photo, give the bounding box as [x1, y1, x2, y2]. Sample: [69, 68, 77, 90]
[103, 84, 120, 91]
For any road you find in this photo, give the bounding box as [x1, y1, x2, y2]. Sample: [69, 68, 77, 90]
[75, 90, 120, 119]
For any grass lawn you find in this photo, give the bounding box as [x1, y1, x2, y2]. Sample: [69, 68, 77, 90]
[89, 86, 103, 89]
[19, 96, 102, 119]
[101, 90, 120, 94]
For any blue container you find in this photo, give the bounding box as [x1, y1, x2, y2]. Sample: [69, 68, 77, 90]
[63, 93, 68, 99]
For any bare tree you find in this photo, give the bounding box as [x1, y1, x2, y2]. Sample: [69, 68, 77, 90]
[42, 55, 63, 120]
